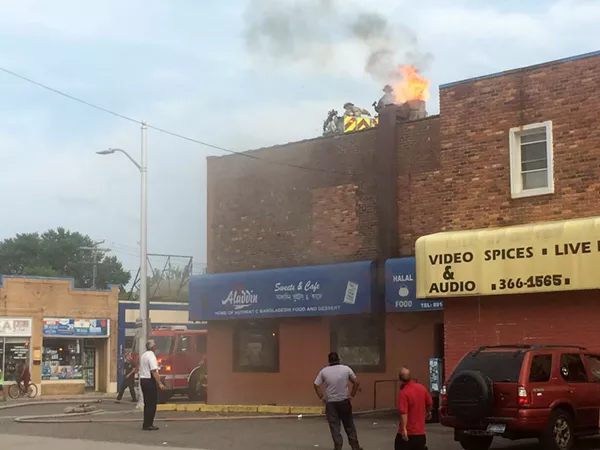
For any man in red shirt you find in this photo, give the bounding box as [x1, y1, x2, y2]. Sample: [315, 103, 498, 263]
[396, 367, 432, 450]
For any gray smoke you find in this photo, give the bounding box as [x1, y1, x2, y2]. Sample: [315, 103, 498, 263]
[244, 0, 432, 82]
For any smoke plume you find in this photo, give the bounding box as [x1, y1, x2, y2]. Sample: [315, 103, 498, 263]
[244, 0, 432, 83]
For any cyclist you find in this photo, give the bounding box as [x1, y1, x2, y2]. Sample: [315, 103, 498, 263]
[18, 363, 31, 394]
[0, 367, 5, 401]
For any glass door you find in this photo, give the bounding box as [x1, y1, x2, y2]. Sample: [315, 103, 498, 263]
[83, 348, 96, 389]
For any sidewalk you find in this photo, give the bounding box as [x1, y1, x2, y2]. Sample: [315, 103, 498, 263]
[0, 434, 212, 450]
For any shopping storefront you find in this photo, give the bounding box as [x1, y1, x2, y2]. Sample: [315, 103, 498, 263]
[42, 318, 110, 390]
[416, 216, 600, 373]
[384, 257, 444, 415]
[0, 276, 119, 396]
[190, 259, 442, 410]
[0, 318, 32, 383]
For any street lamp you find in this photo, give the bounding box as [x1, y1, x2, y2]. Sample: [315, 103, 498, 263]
[97, 121, 149, 366]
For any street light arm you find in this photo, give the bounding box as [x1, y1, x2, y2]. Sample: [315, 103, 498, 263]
[97, 148, 141, 170]
[114, 148, 142, 171]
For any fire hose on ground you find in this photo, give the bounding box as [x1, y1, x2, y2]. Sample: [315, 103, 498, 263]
[0, 399, 394, 424]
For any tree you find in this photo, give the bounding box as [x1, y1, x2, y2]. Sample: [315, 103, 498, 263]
[0, 227, 131, 289]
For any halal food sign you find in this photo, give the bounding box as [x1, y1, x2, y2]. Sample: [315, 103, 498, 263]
[415, 217, 600, 298]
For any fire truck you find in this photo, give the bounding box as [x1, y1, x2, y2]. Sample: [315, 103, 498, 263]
[132, 326, 207, 403]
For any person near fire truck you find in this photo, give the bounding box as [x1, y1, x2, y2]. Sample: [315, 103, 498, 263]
[117, 352, 137, 402]
[139, 339, 165, 431]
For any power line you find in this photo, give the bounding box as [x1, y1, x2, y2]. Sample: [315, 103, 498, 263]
[0, 66, 350, 176]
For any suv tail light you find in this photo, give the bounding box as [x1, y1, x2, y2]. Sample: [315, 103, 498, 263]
[518, 386, 530, 406]
[440, 385, 447, 406]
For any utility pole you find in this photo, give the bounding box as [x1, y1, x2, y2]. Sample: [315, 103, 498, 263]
[96, 120, 148, 410]
[80, 240, 110, 289]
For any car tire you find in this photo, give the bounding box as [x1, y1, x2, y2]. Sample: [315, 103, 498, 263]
[458, 435, 493, 450]
[541, 409, 574, 450]
[187, 370, 206, 401]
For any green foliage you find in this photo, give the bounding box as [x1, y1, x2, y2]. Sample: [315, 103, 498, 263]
[0, 227, 131, 289]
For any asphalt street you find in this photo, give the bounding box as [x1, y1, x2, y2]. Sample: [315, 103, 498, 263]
[3, 403, 600, 449]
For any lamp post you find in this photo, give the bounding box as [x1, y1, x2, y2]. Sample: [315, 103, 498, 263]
[97, 121, 149, 361]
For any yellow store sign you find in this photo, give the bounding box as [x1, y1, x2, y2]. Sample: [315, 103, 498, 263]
[415, 217, 600, 298]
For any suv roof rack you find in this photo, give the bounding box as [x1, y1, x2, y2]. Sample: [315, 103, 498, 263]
[530, 344, 588, 350]
[472, 344, 587, 357]
[472, 345, 531, 356]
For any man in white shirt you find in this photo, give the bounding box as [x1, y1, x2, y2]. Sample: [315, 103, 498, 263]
[314, 352, 362, 450]
[139, 339, 165, 430]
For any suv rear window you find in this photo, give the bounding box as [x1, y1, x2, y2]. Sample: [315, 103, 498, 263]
[453, 351, 525, 382]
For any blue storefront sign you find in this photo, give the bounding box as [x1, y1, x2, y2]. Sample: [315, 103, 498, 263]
[189, 261, 373, 321]
[385, 258, 443, 312]
[42, 318, 110, 337]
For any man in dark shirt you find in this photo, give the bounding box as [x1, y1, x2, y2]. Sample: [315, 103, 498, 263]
[117, 353, 138, 402]
[396, 367, 432, 450]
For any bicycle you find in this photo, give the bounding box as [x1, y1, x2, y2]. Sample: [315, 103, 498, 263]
[8, 381, 38, 399]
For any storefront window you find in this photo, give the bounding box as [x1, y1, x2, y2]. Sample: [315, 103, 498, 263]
[125, 336, 135, 354]
[330, 316, 385, 372]
[0, 338, 31, 382]
[233, 322, 279, 373]
[42, 338, 84, 380]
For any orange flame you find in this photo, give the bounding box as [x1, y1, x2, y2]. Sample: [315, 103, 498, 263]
[394, 65, 430, 103]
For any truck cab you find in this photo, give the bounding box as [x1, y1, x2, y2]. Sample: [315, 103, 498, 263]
[133, 326, 207, 402]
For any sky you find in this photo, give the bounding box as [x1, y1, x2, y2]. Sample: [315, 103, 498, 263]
[0, 0, 599, 281]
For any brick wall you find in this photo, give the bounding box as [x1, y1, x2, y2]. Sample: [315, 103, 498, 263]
[207, 116, 442, 272]
[207, 131, 379, 273]
[443, 291, 600, 374]
[432, 52, 600, 232]
[414, 53, 600, 376]
[396, 116, 441, 256]
[207, 311, 442, 409]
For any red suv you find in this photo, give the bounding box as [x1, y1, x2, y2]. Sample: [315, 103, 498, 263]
[440, 345, 600, 450]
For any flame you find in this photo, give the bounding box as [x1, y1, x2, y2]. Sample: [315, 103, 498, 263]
[394, 65, 430, 103]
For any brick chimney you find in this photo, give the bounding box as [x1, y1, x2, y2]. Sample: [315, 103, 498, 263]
[396, 100, 427, 121]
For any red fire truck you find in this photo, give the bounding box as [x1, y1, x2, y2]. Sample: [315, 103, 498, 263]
[133, 326, 207, 402]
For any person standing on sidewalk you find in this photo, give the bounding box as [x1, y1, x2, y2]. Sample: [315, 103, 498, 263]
[313, 352, 362, 450]
[396, 367, 432, 450]
[117, 353, 138, 402]
[139, 339, 165, 431]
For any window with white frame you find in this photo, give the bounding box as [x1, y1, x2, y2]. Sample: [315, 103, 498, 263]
[509, 121, 554, 198]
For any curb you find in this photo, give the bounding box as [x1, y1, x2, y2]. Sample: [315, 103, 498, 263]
[0, 399, 104, 411]
[156, 404, 325, 415]
[15, 412, 316, 424]
[13, 408, 140, 423]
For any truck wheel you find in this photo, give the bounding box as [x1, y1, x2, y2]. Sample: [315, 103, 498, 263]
[458, 435, 493, 450]
[187, 370, 206, 401]
[541, 409, 574, 450]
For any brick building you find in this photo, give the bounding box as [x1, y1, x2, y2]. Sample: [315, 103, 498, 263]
[0, 276, 119, 396]
[415, 50, 600, 373]
[194, 100, 443, 410]
[192, 49, 600, 409]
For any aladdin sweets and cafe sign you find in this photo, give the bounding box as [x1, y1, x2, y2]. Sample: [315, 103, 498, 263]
[416, 217, 600, 298]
